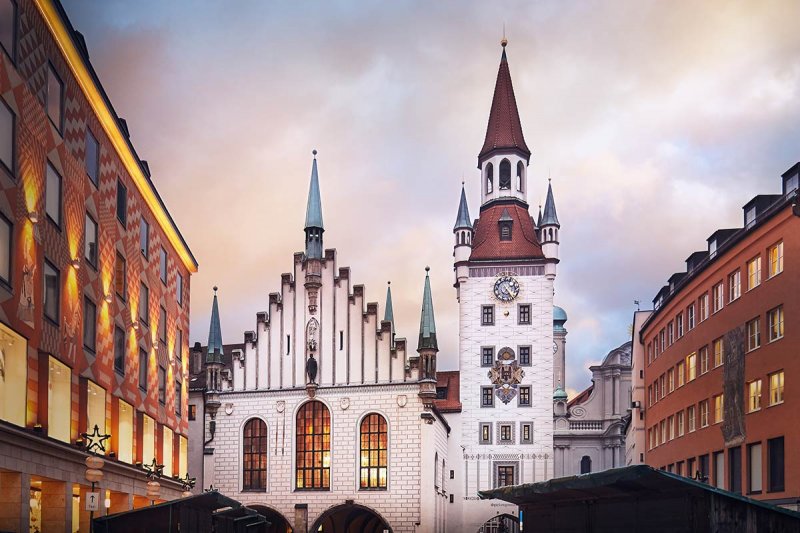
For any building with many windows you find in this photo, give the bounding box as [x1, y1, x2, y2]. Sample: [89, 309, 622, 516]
[634, 163, 800, 509]
[0, 1, 196, 530]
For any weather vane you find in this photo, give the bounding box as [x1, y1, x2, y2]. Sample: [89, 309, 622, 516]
[80, 424, 110, 455]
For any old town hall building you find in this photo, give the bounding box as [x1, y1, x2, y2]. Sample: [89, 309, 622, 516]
[190, 40, 565, 533]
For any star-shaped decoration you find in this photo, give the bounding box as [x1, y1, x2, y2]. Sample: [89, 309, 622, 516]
[80, 424, 110, 455]
[142, 458, 165, 480]
[204, 484, 218, 493]
[180, 473, 196, 492]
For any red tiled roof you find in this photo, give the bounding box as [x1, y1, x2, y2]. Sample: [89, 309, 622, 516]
[568, 385, 593, 408]
[434, 371, 462, 413]
[478, 48, 531, 164]
[470, 202, 544, 261]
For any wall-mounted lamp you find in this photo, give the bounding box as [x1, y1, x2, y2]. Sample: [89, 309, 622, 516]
[71, 258, 81, 270]
[105, 294, 113, 304]
[132, 322, 139, 331]
[28, 211, 38, 224]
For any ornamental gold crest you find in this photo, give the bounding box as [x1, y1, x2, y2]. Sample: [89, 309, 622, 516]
[487, 348, 525, 404]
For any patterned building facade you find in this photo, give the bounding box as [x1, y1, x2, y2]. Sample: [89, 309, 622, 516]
[0, 1, 196, 531]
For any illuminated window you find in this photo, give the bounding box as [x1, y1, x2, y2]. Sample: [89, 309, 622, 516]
[43, 260, 59, 324]
[162, 426, 173, 477]
[768, 242, 783, 278]
[113, 326, 125, 375]
[677, 361, 685, 387]
[83, 297, 96, 353]
[748, 380, 762, 413]
[85, 129, 99, 186]
[0, 0, 15, 61]
[686, 353, 696, 381]
[84, 213, 97, 268]
[521, 422, 532, 444]
[700, 400, 709, 428]
[46, 64, 63, 131]
[142, 413, 155, 465]
[160, 247, 168, 285]
[296, 401, 331, 489]
[48, 356, 71, 443]
[115, 252, 126, 300]
[139, 218, 149, 258]
[359, 413, 388, 490]
[0, 322, 27, 426]
[480, 423, 492, 444]
[712, 282, 723, 313]
[116, 179, 127, 227]
[769, 371, 784, 406]
[86, 380, 106, 441]
[728, 270, 741, 302]
[713, 394, 724, 424]
[747, 318, 761, 352]
[687, 405, 696, 432]
[768, 306, 784, 342]
[242, 417, 268, 490]
[668, 368, 675, 393]
[713, 338, 724, 367]
[747, 256, 761, 290]
[179, 435, 188, 478]
[117, 400, 133, 464]
[45, 162, 61, 226]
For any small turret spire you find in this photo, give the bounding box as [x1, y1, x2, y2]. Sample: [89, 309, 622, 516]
[384, 281, 394, 324]
[206, 286, 223, 364]
[453, 184, 472, 230]
[417, 267, 437, 351]
[541, 180, 560, 227]
[304, 150, 324, 259]
[537, 204, 543, 227]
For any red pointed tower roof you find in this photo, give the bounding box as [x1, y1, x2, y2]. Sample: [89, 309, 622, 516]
[478, 41, 531, 166]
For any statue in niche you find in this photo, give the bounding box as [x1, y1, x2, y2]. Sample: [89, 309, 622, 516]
[306, 318, 319, 352]
[306, 354, 318, 384]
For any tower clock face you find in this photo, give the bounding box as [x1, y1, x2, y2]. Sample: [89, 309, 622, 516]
[493, 275, 520, 302]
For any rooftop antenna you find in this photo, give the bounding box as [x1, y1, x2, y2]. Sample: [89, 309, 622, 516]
[634, 300, 641, 311]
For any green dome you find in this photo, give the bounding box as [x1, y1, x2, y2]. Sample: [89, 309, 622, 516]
[553, 386, 568, 401]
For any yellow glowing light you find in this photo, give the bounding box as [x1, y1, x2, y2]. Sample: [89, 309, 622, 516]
[34, 0, 197, 273]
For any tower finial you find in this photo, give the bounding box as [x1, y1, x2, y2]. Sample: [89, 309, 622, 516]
[501, 23, 507, 47]
[213, 285, 218, 293]
[312, 148, 317, 157]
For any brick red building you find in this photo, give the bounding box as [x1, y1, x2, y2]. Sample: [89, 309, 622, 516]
[638, 163, 799, 509]
[0, 1, 197, 530]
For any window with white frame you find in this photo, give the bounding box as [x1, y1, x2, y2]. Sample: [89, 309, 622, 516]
[700, 400, 709, 428]
[687, 304, 695, 330]
[688, 405, 696, 432]
[699, 293, 709, 321]
[713, 394, 724, 424]
[713, 338, 724, 367]
[686, 353, 697, 381]
[748, 380, 762, 413]
[677, 313, 684, 338]
[768, 242, 783, 278]
[768, 306, 784, 342]
[677, 410, 685, 436]
[728, 270, 741, 302]
[747, 256, 761, 290]
[747, 318, 761, 352]
[769, 371, 784, 405]
[712, 282, 724, 313]
[677, 361, 685, 387]
[699, 346, 709, 375]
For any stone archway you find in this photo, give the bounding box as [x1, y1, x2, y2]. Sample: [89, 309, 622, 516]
[248, 505, 293, 533]
[478, 513, 520, 533]
[310, 503, 392, 533]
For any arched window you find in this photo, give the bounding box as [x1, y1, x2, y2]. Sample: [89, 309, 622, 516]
[359, 413, 388, 489]
[499, 159, 511, 189]
[517, 161, 524, 191]
[581, 455, 592, 474]
[296, 401, 331, 489]
[486, 163, 494, 193]
[242, 418, 268, 491]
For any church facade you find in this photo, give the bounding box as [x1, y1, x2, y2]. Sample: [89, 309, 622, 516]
[190, 40, 589, 533]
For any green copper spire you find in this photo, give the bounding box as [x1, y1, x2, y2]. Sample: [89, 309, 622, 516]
[384, 281, 394, 324]
[454, 183, 472, 230]
[304, 150, 324, 259]
[417, 267, 438, 351]
[206, 286, 223, 364]
[541, 180, 560, 227]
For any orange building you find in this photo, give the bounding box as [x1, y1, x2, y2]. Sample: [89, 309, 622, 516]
[0, 1, 197, 530]
[639, 162, 799, 509]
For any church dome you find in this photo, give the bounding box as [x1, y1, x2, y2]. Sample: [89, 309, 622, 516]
[553, 306, 568, 322]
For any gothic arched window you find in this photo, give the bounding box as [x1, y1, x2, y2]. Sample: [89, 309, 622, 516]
[296, 400, 331, 489]
[486, 163, 494, 193]
[359, 413, 388, 489]
[517, 161, 524, 191]
[499, 159, 511, 190]
[242, 418, 268, 491]
[581, 455, 592, 474]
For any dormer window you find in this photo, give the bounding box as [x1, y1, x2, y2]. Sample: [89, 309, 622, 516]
[486, 163, 494, 194]
[500, 222, 512, 241]
[745, 206, 757, 229]
[785, 173, 798, 194]
[709, 239, 717, 258]
[499, 159, 511, 190]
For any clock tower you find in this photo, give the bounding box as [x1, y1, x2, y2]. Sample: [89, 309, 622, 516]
[448, 39, 559, 533]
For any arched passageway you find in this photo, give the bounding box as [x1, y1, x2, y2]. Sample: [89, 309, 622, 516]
[248, 505, 293, 533]
[478, 513, 520, 533]
[310, 503, 392, 533]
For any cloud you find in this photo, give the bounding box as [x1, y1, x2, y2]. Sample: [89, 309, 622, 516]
[63, 0, 800, 392]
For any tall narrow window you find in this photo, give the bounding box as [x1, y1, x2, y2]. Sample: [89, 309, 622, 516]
[713, 338, 724, 367]
[728, 270, 741, 302]
[519, 346, 531, 366]
[116, 179, 127, 227]
[117, 400, 133, 464]
[518, 386, 531, 406]
[481, 386, 494, 407]
[138, 283, 149, 326]
[713, 394, 724, 423]
[0, 323, 26, 426]
[687, 304, 695, 330]
[177, 273, 184, 305]
[748, 380, 762, 412]
[176, 329, 183, 362]
[83, 297, 96, 352]
[158, 365, 166, 404]
[359, 413, 388, 489]
[481, 305, 494, 326]
[243, 418, 268, 491]
[769, 371, 784, 405]
[498, 159, 511, 189]
[138, 349, 148, 391]
[686, 353, 696, 381]
[113, 326, 125, 375]
[481, 347, 494, 367]
[174, 380, 182, 416]
[748, 443, 762, 494]
[485, 163, 493, 194]
[496, 465, 515, 487]
[139, 218, 149, 258]
[162, 427, 174, 477]
[0, 212, 10, 285]
[713, 451, 725, 489]
[768, 306, 784, 342]
[84, 213, 97, 268]
[296, 401, 331, 489]
[45, 162, 61, 226]
[85, 129, 99, 186]
[115, 252, 126, 299]
[159, 306, 167, 344]
[700, 400, 709, 428]
[518, 304, 531, 325]
[43, 260, 59, 324]
[159, 247, 168, 284]
[48, 356, 70, 442]
[699, 293, 709, 321]
[768, 242, 783, 278]
[46, 64, 63, 131]
[729, 446, 742, 494]
[768, 437, 784, 492]
[687, 405, 696, 432]
[86, 380, 106, 438]
[746, 317, 761, 352]
[0, 97, 14, 175]
[712, 282, 724, 313]
[580, 456, 592, 474]
[747, 256, 761, 290]
[516, 161, 524, 191]
[0, 0, 16, 60]
[699, 346, 709, 375]
[142, 414, 155, 465]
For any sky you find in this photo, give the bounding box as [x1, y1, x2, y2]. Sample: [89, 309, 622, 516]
[63, 0, 800, 396]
